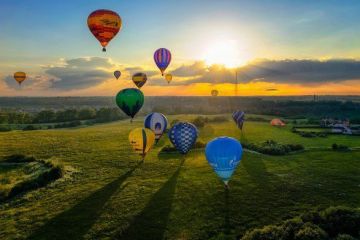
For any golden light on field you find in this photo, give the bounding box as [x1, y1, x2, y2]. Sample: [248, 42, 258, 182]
[203, 39, 251, 68]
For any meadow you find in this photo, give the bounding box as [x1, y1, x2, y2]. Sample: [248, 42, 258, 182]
[0, 115, 359, 239]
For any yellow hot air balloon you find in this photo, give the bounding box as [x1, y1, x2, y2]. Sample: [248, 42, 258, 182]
[14, 72, 26, 85]
[129, 128, 155, 160]
[165, 74, 172, 84]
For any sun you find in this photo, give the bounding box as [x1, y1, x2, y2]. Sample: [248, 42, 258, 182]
[203, 39, 250, 68]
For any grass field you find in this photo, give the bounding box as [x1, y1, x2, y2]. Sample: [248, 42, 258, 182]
[0, 115, 360, 239]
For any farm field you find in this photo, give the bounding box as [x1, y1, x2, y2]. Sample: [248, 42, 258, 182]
[0, 115, 360, 240]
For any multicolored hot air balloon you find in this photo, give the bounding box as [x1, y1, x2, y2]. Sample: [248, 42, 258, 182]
[165, 74, 172, 84]
[154, 48, 171, 76]
[115, 88, 144, 120]
[87, 9, 122, 52]
[13, 72, 26, 85]
[168, 122, 198, 154]
[129, 128, 155, 161]
[211, 90, 219, 97]
[232, 111, 245, 130]
[205, 137, 243, 187]
[114, 70, 121, 79]
[132, 73, 147, 89]
[144, 113, 168, 144]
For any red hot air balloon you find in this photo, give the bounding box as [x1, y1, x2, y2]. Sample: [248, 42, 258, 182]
[87, 9, 122, 52]
[154, 48, 171, 76]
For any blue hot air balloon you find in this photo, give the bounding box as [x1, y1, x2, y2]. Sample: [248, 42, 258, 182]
[232, 111, 245, 130]
[168, 122, 198, 154]
[205, 137, 243, 187]
[144, 112, 168, 143]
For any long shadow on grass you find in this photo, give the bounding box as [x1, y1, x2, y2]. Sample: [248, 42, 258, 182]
[117, 159, 184, 240]
[27, 162, 142, 240]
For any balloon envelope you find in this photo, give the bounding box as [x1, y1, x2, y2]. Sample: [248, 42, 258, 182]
[205, 137, 243, 185]
[13, 72, 26, 85]
[165, 74, 172, 84]
[232, 111, 245, 130]
[87, 9, 122, 51]
[154, 48, 171, 76]
[211, 90, 219, 97]
[129, 128, 155, 159]
[114, 70, 121, 79]
[168, 122, 198, 154]
[115, 88, 144, 119]
[144, 113, 168, 143]
[271, 118, 285, 126]
[132, 73, 147, 88]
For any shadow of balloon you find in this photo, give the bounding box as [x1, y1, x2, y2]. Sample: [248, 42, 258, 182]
[26, 162, 142, 240]
[117, 159, 184, 240]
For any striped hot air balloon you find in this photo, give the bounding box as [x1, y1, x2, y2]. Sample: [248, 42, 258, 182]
[154, 48, 171, 76]
[144, 113, 168, 143]
[128, 128, 155, 161]
[132, 73, 147, 88]
[14, 72, 26, 85]
[232, 111, 245, 130]
[87, 9, 122, 52]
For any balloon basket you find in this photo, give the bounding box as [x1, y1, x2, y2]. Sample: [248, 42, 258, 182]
[102, 47, 106, 52]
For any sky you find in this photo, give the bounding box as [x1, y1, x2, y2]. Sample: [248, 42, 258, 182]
[1, 0, 360, 96]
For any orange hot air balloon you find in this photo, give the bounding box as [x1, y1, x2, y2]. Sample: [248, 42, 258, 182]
[165, 74, 172, 84]
[87, 9, 122, 52]
[14, 72, 26, 85]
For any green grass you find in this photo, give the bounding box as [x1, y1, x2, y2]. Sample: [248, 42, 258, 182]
[0, 115, 359, 239]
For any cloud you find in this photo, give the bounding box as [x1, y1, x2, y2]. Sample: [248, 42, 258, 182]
[3, 74, 51, 90]
[125, 67, 158, 77]
[45, 57, 114, 90]
[266, 88, 278, 91]
[170, 61, 207, 77]
[149, 59, 360, 86]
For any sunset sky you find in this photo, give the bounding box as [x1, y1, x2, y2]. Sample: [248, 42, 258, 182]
[1, 0, 360, 96]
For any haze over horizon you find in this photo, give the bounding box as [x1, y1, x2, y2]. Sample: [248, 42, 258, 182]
[1, 0, 360, 96]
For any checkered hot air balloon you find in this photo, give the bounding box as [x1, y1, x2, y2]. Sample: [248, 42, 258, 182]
[154, 48, 171, 76]
[168, 122, 198, 154]
[232, 111, 245, 130]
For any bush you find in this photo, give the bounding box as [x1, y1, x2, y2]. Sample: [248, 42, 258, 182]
[243, 140, 304, 155]
[0, 158, 64, 202]
[23, 125, 38, 131]
[294, 223, 328, 240]
[241, 206, 360, 240]
[208, 116, 228, 123]
[332, 143, 350, 151]
[191, 116, 208, 128]
[336, 234, 357, 240]
[0, 126, 11, 132]
[3, 154, 36, 163]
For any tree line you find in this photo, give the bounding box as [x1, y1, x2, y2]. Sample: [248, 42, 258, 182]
[0, 108, 126, 125]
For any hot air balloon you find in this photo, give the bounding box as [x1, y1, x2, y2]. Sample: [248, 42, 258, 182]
[205, 137, 243, 187]
[13, 72, 26, 85]
[87, 9, 122, 52]
[132, 73, 147, 89]
[270, 118, 285, 127]
[165, 74, 172, 84]
[154, 48, 171, 76]
[232, 111, 245, 130]
[129, 128, 155, 161]
[144, 113, 168, 144]
[115, 88, 144, 120]
[211, 90, 219, 97]
[114, 70, 121, 79]
[168, 122, 198, 154]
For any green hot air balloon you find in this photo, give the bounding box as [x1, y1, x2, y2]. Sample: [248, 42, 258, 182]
[116, 88, 144, 120]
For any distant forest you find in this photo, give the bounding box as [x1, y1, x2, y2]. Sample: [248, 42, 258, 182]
[0, 96, 359, 124]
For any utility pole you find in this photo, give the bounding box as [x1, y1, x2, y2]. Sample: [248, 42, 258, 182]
[235, 70, 238, 96]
